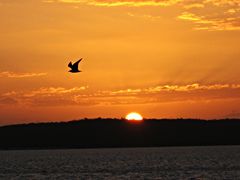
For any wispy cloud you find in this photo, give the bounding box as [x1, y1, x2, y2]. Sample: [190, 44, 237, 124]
[0, 86, 89, 106]
[95, 83, 240, 104]
[0, 97, 18, 105]
[224, 111, 240, 119]
[127, 12, 162, 21]
[178, 0, 240, 30]
[178, 12, 240, 31]
[183, 3, 205, 10]
[23, 87, 87, 97]
[46, 0, 240, 31]
[55, 0, 183, 7]
[0, 71, 47, 78]
[2, 83, 240, 107]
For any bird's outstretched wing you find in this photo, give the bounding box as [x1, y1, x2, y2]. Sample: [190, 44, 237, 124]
[68, 62, 73, 68]
[73, 58, 82, 68]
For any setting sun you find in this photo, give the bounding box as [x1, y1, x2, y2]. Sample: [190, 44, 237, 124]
[126, 112, 143, 121]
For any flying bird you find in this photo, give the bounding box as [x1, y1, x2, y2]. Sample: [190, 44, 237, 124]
[68, 58, 82, 73]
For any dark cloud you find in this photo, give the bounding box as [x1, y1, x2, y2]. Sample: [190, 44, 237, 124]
[0, 97, 18, 105]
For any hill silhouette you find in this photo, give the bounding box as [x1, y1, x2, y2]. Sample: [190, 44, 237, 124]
[1, 119, 240, 150]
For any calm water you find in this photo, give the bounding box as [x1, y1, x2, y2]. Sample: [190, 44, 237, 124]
[1, 146, 240, 179]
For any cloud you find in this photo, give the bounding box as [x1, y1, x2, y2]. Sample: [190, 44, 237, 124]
[204, 0, 240, 6]
[104, 84, 238, 96]
[127, 12, 162, 20]
[224, 111, 240, 119]
[48, 0, 240, 31]
[2, 83, 240, 107]
[178, 0, 240, 30]
[0, 97, 18, 105]
[55, 0, 183, 7]
[0, 71, 47, 78]
[23, 87, 87, 97]
[178, 11, 240, 31]
[183, 3, 205, 9]
[96, 83, 240, 104]
[0, 86, 89, 106]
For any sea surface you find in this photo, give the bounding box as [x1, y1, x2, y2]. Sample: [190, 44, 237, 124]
[0, 146, 240, 179]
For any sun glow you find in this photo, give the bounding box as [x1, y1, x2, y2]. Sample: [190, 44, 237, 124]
[126, 112, 143, 121]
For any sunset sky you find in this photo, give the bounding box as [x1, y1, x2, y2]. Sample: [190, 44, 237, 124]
[0, 0, 240, 124]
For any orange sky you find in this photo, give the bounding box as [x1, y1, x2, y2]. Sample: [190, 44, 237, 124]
[0, 0, 240, 124]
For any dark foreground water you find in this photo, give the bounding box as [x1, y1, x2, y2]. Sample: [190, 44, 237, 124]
[0, 146, 240, 179]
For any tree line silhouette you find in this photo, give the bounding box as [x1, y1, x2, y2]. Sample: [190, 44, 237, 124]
[0, 118, 240, 150]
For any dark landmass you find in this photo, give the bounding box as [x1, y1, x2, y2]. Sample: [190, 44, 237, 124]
[1, 119, 240, 150]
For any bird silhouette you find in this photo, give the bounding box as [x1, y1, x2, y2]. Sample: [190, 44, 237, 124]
[68, 58, 82, 73]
